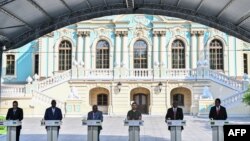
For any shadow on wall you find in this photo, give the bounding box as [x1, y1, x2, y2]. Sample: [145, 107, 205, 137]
[16, 41, 37, 83]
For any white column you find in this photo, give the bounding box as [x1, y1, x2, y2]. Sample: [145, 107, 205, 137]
[122, 31, 128, 69]
[228, 36, 235, 76]
[198, 31, 204, 61]
[48, 37, 54, 76]
[84, 31, 91, 70]
[153, 31, 159, 67]
[40, 38, 47, 77]
[115, 31, 121, 67]
[191, 32, 197, 69]
[77, 31, 83, 62]
[160, 31, 166, 66]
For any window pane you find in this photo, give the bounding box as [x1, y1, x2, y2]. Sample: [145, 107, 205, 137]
[6, 55, 15, 75]
[59, 41, 72, 70]
[134, 40, 147, 69]
[172, 40, 185, 69]
[96, 40, 109, 69]
[209, 40, 223, 70]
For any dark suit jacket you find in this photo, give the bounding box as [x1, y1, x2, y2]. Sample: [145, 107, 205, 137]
[165, 107, 184, 130]
[6, 107, 23, 129]
[44, 107, 62, 128]
[87, 111, 103, 130]
[209, 106, 227, 120]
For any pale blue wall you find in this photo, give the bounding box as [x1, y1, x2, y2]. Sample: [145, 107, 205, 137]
[1, 14, 236, 83]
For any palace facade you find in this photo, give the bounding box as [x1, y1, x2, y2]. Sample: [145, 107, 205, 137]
[1, 14, 250, 117]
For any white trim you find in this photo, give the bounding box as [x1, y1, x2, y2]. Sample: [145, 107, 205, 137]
[53, 37, 75, 72]
[91, 36, 113, 69]
[129, 36, 152, 69]
[206, 36, 228, 74]
[3, 53, 17, 79]
[168, 35, 190, 69]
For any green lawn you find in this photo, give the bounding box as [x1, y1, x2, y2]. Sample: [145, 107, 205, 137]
[0, 116, 6, 135]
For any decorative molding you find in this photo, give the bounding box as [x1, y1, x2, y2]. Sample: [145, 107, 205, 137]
[94, 27, 110, 37]
[153, 31, 166, 36]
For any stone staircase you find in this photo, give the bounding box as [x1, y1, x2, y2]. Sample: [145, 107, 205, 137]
[31, 90, 66, 116]
[37, 70, 71, 91]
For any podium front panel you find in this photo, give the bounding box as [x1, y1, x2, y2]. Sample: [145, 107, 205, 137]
[166, 120, 186, 126]
[124, 120, 144, 126]
[82, 120, 102, 126]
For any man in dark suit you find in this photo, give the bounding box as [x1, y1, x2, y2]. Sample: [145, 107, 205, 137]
[44, 100, 63, 134]
[209, 98, 227, 120]
[6, 101, 23, 141]
[165, 101, 184, 130]
[87, 105, 103, 141]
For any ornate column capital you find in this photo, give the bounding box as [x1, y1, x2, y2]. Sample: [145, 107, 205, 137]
[82, 31, 90, 37]
[77, 31, 83, 37]
[153, 31, 160, 37]
[159, 31, 166, 37]
[197, 31, 204, 36]
[120, 31, 128, 36]
[190, 31, 197, 36]
[115, 31, 122, 37]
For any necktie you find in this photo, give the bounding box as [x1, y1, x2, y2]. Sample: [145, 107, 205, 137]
[174, 109, 176, 119]
[216, 109, 220, 115]
[52, 108, 55, 115]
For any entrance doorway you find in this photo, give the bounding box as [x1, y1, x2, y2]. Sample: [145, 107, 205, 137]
[133, 94, 148, 114]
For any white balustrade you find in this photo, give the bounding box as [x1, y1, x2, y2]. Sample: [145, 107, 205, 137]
[83, 69, 113, 79]
[27, 68, 245, 92]
[0, 85, 26, 97]
[221, 91, 246, 107]
[166, 69, 196, 79]
[37, 70, 71, 91]
[32, 90, 65, 114]
[130, 69, 153, 79]
[207, 69, 243, 91]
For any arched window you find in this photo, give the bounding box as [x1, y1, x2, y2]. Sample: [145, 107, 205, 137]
[173, 94, 184, 106]
[6, 55, 15, 75]
[97, 94, 108, 106]
[209, 39, 223, 70]
[96, 40, 109, 69]
[172, 40, 185, 69]
[134, 40, 148, 68]
[59, 40, 72, 71]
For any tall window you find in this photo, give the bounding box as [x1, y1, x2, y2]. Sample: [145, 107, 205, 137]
[96, 40, 110, 69]
[172, 40, 185, 68]
[173, 94, 184, 106]
[34, 54, 39, 74]
[6, 55, 15, 75]
[97, 94, 108, 106]
[134, 40, 148, 68]
[59, 40, 72, 71]
[209, 39, 223, 70]
[244, 54, 248, 74]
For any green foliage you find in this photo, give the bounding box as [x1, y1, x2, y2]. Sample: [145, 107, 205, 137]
[243, 88, 250, 106]
[0, 116, 6, 135]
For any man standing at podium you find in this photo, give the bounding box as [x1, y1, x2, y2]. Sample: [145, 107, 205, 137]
[87, 105, 103, 141]
[127, 102, 142, 120]
[6, 101, 23, 141]
[44, 100, 63, 134]
[165, 101, 184, 130]
[209, 98, 227, 120]
[127, 102, 142, 141]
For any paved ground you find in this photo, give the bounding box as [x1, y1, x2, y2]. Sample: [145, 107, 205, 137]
[0, 115, 250, 141]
